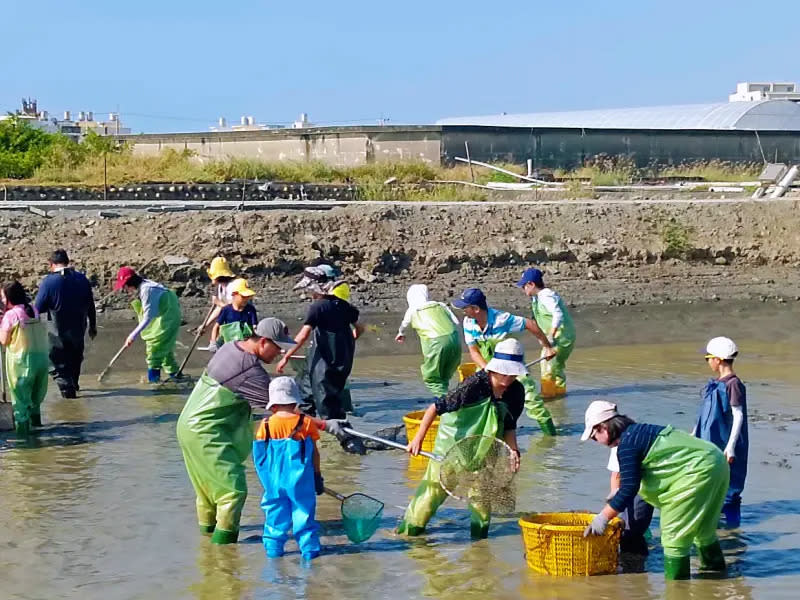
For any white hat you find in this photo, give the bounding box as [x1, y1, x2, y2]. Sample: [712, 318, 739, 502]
[581, 400, 619, 441]
[705, 337, 738, 360]
[266, 377, 301, 409]
[485, 338, 527, 377]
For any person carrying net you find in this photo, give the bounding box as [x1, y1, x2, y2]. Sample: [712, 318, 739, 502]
[397, 338, 527, 540]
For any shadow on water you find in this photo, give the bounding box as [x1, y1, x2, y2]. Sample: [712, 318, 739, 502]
[0, 413, 180, 450]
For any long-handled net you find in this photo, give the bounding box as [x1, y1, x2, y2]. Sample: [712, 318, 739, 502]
[324, 487, 385, 544]
[344, 428, 517, 512]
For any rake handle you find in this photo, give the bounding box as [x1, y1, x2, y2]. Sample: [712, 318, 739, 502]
[176, 302, 216, 377]
[343, 427, 442, 462]
[98, 344, 127, 381]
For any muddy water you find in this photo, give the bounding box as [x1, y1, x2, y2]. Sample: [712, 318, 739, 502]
[1, 315, 799, 599]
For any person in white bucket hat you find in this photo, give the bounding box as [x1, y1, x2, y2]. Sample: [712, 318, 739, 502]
[581, 400, 729, 580]
[253, 377, 324, 561]
[398, 338, 528, 540]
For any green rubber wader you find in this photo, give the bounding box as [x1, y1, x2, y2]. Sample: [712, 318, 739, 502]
[639, 426, 729, 559]
[132, 289, 181, 374]
[399, 398, 500, 536]
[5, 316, 49, 432]
[531, 293, 575, 388]
[176, 372, 252, 535]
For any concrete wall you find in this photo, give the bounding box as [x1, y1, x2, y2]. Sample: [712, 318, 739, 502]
[118, 126, 442, 166]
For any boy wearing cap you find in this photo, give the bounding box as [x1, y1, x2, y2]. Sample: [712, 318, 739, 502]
[453, 287, 557, 436]
[695, 336, 748, 528]
[581, 400, 728, 579]
[516, 268, 576, 398]
[399, 338, 527, 539]
[253, 377, 324, 561]
[114, 267, 182, 383]
[209, 278, 259, 346]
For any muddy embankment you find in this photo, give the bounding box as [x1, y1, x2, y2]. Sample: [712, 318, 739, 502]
[1, 200, 799, 329]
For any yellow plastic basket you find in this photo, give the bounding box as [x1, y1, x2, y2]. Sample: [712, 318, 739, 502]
[457, 362, 479, 382]
[403, 410, 440, 456]
[519, 512, 623, 576]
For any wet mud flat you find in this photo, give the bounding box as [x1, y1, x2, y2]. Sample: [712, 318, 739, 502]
[1, 302, 799, 599]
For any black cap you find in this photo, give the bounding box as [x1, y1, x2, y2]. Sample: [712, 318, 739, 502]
[49, 249, 69, 265]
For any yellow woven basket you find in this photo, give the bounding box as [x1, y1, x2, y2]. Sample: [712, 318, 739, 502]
[519, 512, 623, 576]
[403, 410, 440, 456]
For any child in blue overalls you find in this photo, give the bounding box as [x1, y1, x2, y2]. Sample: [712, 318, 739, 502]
[253, 377, 325, 560]
[695, 336, 748, 528]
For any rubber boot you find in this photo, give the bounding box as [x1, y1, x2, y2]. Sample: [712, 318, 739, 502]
[199, 524, 215, 536]
[698, 541, 726, 571]
[210, 528, 238, 544]
[553, 384, 567, 397]
[302, 550, 320, 561]
[540, 378, 557, 399]
[470, 521, 489, 540]
[30, 413, 42, 428]
[722, 503, 741, 529]
[147, 368, 161, 383]
[396, 519, 426, 536]
[15, 420, 31, 438]
[540, 417, 557, 436]
[663, 555, 691, 580]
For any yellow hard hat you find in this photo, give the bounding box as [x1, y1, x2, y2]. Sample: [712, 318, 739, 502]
[207, 256, 234, 280]
[229, 278, 256, 298]
[330, 281, 351, 302]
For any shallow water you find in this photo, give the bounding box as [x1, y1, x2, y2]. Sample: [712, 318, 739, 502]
[1, 319, 799, 599]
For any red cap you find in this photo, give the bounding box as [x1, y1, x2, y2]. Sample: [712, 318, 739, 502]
[113, 266, 137, 291]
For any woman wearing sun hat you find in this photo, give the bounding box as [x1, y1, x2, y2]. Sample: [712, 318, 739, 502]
[398, 338, 528, 539]
[581, 400, 729, 579]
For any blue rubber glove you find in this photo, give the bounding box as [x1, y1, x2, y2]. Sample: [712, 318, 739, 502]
[314, 472, 324, 496]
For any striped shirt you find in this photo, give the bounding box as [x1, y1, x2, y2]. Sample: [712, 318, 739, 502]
[608, 423, 665, 512]
[462, 307, 526, 347]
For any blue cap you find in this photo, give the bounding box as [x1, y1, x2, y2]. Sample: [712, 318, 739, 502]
[452, 287, 487, 310]
[516, 268, 544, 288]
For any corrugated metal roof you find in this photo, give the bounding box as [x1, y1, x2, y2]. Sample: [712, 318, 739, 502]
[437, 100, 800, 131]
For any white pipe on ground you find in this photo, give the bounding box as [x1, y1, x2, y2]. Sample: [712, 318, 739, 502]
[770, 165, 799, 198]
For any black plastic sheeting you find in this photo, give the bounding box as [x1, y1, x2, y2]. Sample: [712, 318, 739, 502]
[441, 126, 800, 169]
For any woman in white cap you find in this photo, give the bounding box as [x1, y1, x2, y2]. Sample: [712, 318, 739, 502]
[695, 336, 748, 528]
[581, 400, 729, 580]
[398, 338, 527, 540]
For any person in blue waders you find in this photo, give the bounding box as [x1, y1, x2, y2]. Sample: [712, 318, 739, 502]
[695, 336, 748, 528]
[253, 377, 325, 561]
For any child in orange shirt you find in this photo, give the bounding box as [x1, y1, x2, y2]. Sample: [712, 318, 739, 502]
[253, 377, 324, 560]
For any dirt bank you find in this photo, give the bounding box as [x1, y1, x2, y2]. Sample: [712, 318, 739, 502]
[2, 199, 800, 326]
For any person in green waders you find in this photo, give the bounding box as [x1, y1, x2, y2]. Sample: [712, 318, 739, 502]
[208, 278, 258, 347]
[114, 267, 182, 383]
[453, 287, 557, 435]
[177, 318, 351, 544]
[582, 400, 729, 580]
[0, 281, 49, 436]
[395, 284, 461, 398]
[516, 268, 576, 398]
[398, 338, 528, 539]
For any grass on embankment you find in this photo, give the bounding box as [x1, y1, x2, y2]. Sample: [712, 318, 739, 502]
[8, 148, 763, 201]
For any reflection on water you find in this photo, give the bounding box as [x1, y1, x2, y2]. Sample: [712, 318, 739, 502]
[0, 330, 799, 600]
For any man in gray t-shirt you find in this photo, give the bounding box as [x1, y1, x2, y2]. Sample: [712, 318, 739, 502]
[207, 341, 273, 411]
[204, 318, 353, 447]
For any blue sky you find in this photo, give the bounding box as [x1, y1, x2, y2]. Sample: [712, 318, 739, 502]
[3, 0, 798, 133]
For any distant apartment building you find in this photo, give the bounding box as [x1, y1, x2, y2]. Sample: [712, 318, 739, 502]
[0, 99, 130, 140]
[729, 82, 800, 102]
